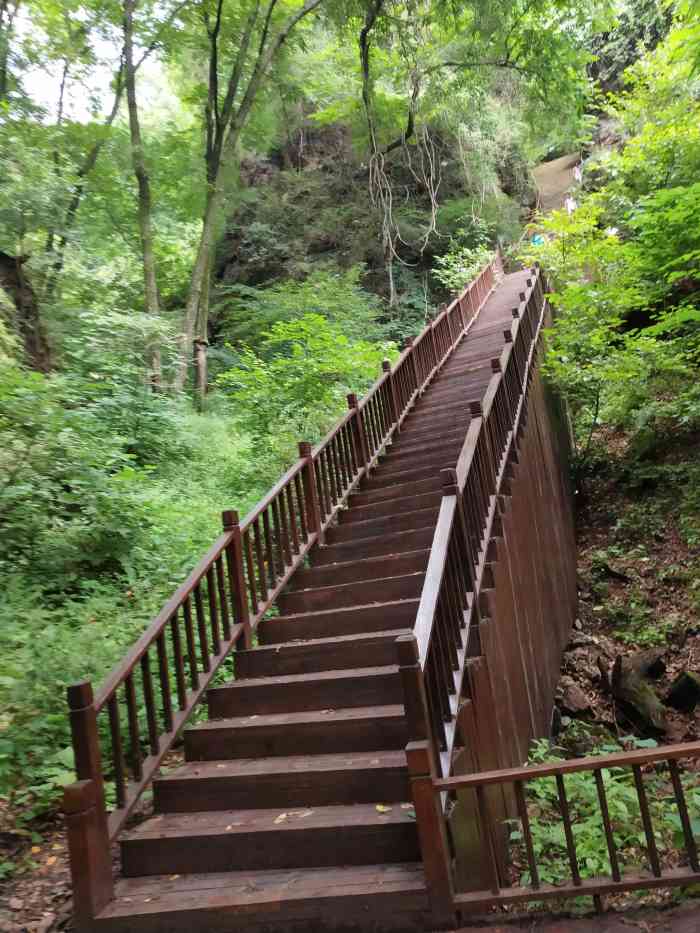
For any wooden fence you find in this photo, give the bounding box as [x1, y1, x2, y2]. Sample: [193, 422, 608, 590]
[63, 257, 501, 918]
[435, 741, 700, 914]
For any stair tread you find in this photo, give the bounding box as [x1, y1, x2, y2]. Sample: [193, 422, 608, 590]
[270, 598, 419, 623]
[294, 549, 428, 581]
[103, 863, 427, 917]
[281, 570, 424, 599]
[236, 629, 410, 653]
[123, 801, 415, 840]
[194, 704, 405, 732]
[211, 665, 399, 690]
[155, 749, 406, 783]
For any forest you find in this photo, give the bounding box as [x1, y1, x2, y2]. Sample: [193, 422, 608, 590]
[1, 0, 700, 922]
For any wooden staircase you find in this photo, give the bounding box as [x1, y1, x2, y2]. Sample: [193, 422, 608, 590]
[91, 272, 529, 933]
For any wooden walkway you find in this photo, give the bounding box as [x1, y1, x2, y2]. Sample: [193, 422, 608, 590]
[88, 269, 530, 932]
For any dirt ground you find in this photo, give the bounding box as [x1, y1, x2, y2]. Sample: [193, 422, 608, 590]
[453, 897, 700, 931]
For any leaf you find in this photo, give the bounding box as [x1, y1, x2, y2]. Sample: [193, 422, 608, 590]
[274, 813, 288, 824]
[375, 804, 392, 813]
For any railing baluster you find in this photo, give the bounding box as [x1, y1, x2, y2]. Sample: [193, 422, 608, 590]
[124, 673, 142, 781]
[270, 497, 286, 572]
[594, 768, 621, 882]
[556, 774, 581, 886]
[182, 596, 199, 690]
[285, 483, 300, 553]
[277, 490, 293, 566]
[140, 653, 159, 756]
[514, 779, 539, 888]
[156, 631, 173, 732]
[633, 764, 661, 877]
[170, 614, 187, 710]
[262, 507, 276, 586]
[194, 583, 210, 672]
[293, 471, 308, 542]
[253, 518, 268, 599]
[215, 556, 232, 639]
[668, 758, 699, 871]
[207, 567, 221, 654]
[242, 532, 258, 617]
[107, 695, 126, 809]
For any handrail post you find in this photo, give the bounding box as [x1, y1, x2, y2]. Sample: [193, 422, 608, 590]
[396, 635, 455, 926]
[66, 682, 113, 930]
[347, 393, 370, 471]
[222, 510, 252, 649]
[65, 780, 114, 930]
[67, 682, 107, 830]
[382, 359, 400, 427]
[299, 441, 324, 545]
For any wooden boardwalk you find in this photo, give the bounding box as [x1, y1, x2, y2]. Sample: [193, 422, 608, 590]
[64, 261, 584, 931]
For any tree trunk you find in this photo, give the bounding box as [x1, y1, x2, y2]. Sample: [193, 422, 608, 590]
[123, 0, 161, 388]
[0, 251, 51, 371]
[174, 0, 326, 391]
[0, 0, 20, 104]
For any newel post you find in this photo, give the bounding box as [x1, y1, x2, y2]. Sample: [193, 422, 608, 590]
[396, 635, 456, 926]
[298, 441, 324, 544]
[382, 359, 400, 427]
[222, 510, 252, 649]
[347, 393, 370, 471]
[65, 683, 113, 929]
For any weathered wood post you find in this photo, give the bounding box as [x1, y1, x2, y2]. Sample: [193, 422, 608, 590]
[298, 441, 324, 545]
[396, 634, 456, 927]
[222, 510, 252, 649]
[65, 682, 113, 930]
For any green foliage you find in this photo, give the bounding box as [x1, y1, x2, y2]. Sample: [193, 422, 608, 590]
[218, 313, 394, 467]
[432, 219, 495, 291]
[513, 733, 700, 888]
[523, 30, 700, 458]
[216, 265, 387, 349]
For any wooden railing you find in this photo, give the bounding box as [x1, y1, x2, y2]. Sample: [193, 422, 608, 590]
[397, 266, 548, 917]
[63, 255, 500, 926]
[436, 741, 700, 913]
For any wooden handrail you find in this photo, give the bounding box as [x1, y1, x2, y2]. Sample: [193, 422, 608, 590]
[403, 265, 546, 778]
[63, 251, 501, 908]
[435, 738, 700, 790]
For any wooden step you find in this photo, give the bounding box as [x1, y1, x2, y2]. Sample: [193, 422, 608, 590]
[311, 527, 434, 564]
[258, 599, 419, 643]
[208, 665, 402, 716]
[99, 863, 431, 933]
[351, 476, 442, 506]
[234, 628, 409, 678]
[388, 426, 467, 453]
[288, 550, 428, 590]
[185, 704, 407, 760]
[121, 803, 419, 876]
[276, 572, 423, 614]
[376, 453, 456, 480]
[362, 463, 444, 490]
[325, 507, 439, 544]
[378, 441, 462, 469]
[152, 750, 409, 812]
[339, 492, 441, 523]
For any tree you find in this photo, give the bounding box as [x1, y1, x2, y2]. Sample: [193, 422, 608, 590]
[174, 0, 327, 392]
[123, 0, 162, 387]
